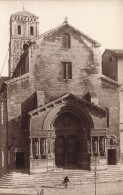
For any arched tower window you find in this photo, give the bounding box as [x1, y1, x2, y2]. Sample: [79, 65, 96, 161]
[23, 44, 28, 51]
[30, 26, 33, 35]
[62, 33, 71, 49]
[18, 25, 21, 35]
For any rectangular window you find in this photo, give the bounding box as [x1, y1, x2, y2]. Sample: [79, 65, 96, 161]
[62, 62, 72, 79]
[62, 33, 71, 49]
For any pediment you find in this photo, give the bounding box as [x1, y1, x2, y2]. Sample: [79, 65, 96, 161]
[28, 93, 108, 118]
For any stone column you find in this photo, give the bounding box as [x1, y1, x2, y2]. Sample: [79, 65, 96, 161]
[97, 137, 100, 155]
[52, 138, 55, 158]
[38, 138, 41, 159]
[90, 137, 93, 155]
[45, 138, 48, 159]
[41, 138, 46, 158]
[30, 138, 33, 159]
[104, 137, 107, 155]
[65, 136, 67, 166]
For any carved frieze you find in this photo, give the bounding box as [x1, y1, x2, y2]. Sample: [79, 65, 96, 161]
[90, 129, 107, 136]
[30, 130, 56, 138]
[53, 112, 81, 129]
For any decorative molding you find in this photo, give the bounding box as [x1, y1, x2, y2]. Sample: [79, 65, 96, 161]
[42, 102, 94, 131]
[30, 130, 56, 138]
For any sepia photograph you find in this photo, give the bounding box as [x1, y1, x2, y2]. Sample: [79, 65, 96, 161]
[0, 0, 123, 194]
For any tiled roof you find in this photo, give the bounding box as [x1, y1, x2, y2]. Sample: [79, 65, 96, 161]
[4, 73, 30, 85]
[12, 9, 38, 18]
[100, 75, 119, 86]
[104, 49, 123, 57]
[36, 22, 101, 47]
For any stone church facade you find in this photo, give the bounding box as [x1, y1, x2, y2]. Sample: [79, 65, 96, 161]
[0, 9, 121, 175]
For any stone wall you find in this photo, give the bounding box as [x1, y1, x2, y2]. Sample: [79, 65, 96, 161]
[98, 79, 120, 161]
[118, 58, 123, 84]
[6, 75, 36, 169]
[30, 25, 100, 104]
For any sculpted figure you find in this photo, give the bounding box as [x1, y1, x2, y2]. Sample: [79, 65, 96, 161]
[99, 138, 104, 152]
[35, 141, 38, 156]
[86, 140, 90, 153]
[41, 139, 46, 156]
[47, 139, 55, 157]
[93, 140, 97, 153]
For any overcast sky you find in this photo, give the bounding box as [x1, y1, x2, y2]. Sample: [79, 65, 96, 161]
[0, 0, 123, 76]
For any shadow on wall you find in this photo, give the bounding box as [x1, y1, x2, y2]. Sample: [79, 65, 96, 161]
[8, 116, 29, 147]
[8, 116, 30, 170]
[21, 92, 37, 130]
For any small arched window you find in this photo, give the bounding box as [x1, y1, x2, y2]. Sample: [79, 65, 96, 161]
[23, 44, 28, 51]
[62, 33, 71, 49]
[109, 57, 112, 62]
[18, 25, 21, 35]
[30, 26, 33, 35]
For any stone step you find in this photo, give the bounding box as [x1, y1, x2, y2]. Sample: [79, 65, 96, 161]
[1, 171, 123, 178]
[0, 168, 123, 189]
[0, 175, 122, 183]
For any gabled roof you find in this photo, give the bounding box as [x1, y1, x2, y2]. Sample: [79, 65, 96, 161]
[103, 49, 123, 57]
[11, 9, 38, 18]
[28, 93, 108, 117]
[4, 73, 30, 85]
[36, 21, 101, 47]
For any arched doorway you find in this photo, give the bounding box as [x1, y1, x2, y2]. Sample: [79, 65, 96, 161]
[53, 111, 90, 169]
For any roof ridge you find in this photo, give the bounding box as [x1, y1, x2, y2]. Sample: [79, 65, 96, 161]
[36, 22, 101, 47]
[36, 23, 64, 40]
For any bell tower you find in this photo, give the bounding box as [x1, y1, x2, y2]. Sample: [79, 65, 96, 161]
[9, 8, 39, 77]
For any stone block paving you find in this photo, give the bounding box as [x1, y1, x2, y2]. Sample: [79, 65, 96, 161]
[0, 181, 123, 195]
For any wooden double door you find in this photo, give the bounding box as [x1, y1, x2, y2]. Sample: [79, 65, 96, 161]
[55, 135, 77, 166]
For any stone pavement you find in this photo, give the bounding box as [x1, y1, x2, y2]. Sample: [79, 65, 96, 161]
[0, 181, 123, 195]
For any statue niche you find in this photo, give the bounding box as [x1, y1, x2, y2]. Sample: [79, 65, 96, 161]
[40, 139, 46, 159]
[99, 137, 104, 153]
[93, 137, 98, 154]
[47, 138, 55, 158]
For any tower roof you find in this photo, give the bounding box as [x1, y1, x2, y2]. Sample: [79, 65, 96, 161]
[11, 9, 38, 18]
